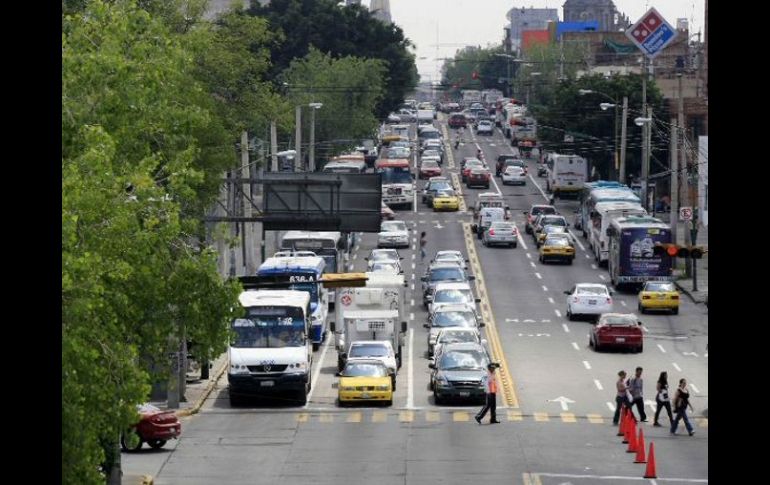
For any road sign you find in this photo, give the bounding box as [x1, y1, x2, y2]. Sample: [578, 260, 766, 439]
[625, 7, 678, 59]
[679, 207, 693, 221]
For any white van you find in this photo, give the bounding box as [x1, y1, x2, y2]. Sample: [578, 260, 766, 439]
[473, 207, 506, 239]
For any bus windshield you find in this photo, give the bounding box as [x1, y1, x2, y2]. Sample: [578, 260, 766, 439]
[378, 167, 412, 184]
[288, 281, 319, 303]
[232, 310, 305, 348]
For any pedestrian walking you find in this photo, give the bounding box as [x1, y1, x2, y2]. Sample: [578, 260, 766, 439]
[671, 378, 695, 436]
[613, 370, 631, 425]
[475, 364, 500, 424]
[653, 371, 674, 427]
[627, 366, 647, 422]
[419, 231, 427, 262]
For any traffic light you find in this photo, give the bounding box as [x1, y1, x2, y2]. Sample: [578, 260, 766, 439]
[653, 243, 706, 259]
[472, 71, 479, 80]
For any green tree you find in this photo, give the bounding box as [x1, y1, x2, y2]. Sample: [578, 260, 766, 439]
[281, 48, 386, 160]
[441, 45, 515, 97]
[249, 0, 417, 118]
[62, 2, 241, 482]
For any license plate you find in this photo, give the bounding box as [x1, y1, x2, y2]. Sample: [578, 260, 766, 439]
[459, 392, 470, 397]
[260, 381, 274, 387]
[588, 300, 596, 305]
[657, 295, 666, 299]
[361, 393, 371, 399]
[615, 337, 625, 343]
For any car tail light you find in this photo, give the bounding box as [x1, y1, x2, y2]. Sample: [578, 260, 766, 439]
[671, 295, 679, 300]
[642, 295, 651, 300]
[489, 229, 495, 235]
[606, 298, 612, 304]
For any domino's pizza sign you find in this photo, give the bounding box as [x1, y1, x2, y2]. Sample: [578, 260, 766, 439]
[625, 7, 678, 59]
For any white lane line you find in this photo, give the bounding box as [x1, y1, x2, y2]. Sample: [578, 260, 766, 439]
[548, 297, 555, 304]
[413, 191, 417, 213]
[641, 325, 649, 333]
[555, 309, 562, 318]
[409, 312, 414, 321]
[594, 379, 603, 391]
[528, 172, 550, 201]
[410, 283, 414, 290]
[412, 244, 416, 251]
[606, 402, 616, 412]
[572, 342, 580, 350]
[412, 254, 416, 260]
[412, 263, 416, 270]
[542, 285, 548, 291]
[411, 273, 415, 280]
[568, 230, 586, 251]
[535, 272, 542, 279]
[657, 344, 667, 353]
[672, 362, 682, 372]
[407, 328, 414, 409]
[620, 301, 627, 307]
[561, 322, 569, 332]
[598, 274, 607, 280]
[526, 253, 532, 259]
[690, 383, 700, 394]
[410, 299, 415, 307]
[305, 331, 333, 408]
[582, 360, 591, 370]
[591, 264, 597, 270]
[585, 254, 591, 259]
[534, 473, 706, 483]
[516, 227, 529, 250]
[530, 261, 536, 268]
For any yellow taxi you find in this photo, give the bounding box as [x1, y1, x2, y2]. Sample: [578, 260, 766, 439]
[539, 236, 575, 264]
[638, 281, 680, 314]
[337, 359, 393, 406]
[536, 225, 570, 247]
[432, 188, 460, 211]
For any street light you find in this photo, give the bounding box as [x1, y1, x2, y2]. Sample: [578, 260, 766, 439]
[580, 89, 628, 182]
[634, 117, 653, 211]
[308, 102, 323, 172]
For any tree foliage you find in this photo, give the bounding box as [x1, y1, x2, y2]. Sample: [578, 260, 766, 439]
[441, 45, 515, 97]
[248, 0, 417, 118]
[62, 2, 241, 482]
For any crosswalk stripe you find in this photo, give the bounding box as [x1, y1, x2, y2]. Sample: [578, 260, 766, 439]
[319, 414, 333, 423]
[296, 413, 309, 423]
[372, 411, 387, 423]
[534, 412, 550, 422]
[399, 411, 414, 423]
[560, 412, 576, 423]
[507, 410, 523, 421]
[346, 412, 362, 423]
[453, 411, 470, 422]
[425, 411, 440, 422]
[587, 414, 604, 424]
[697, 418, 708, 428]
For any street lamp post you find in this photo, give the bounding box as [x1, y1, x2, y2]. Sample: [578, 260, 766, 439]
[634, 116, 653, 211]
[308, 102, 323, 172]
[578, 89, 627, 182]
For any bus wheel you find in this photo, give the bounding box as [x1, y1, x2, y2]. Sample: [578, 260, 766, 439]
[312, 342, 320, 352]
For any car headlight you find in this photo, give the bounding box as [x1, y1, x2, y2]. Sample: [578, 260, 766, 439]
[376, 385, 391, 391]
[287, 362, 307, 371]
[230, 364, 249, 374]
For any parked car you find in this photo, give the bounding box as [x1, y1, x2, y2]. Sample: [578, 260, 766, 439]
[337, 359, 393, 407]
[638, 281, 680, 314]
[565, 283, 614, 321]
[482, 221, 518, 248]
[589, 313, 644, 353]
[430, 342, 491, 403]
[120, 403, 181, 451]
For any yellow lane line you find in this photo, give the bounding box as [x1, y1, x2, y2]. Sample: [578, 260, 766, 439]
[463, 222, 519, 408]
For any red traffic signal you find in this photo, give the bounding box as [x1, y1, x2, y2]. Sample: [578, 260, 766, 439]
[653, 243, 706, 259]
[472, 71, 479, 80]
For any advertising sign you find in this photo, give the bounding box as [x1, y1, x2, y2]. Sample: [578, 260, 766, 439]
[618, 227, 673, 282]
[625, 7, 678, 59]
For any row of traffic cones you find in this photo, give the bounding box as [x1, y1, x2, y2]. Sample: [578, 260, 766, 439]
[617, 407, 657, 478]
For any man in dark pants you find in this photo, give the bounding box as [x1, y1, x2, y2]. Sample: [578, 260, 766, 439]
[628, 366, 647, 422]
[475, 364, 500, 424]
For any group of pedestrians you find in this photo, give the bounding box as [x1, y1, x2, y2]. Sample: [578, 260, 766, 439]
[614, 367, 696, 436]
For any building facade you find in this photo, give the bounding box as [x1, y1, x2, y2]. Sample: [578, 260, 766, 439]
[562, 0, 629, 32]
[370, 0, 392, 24]
[506, 7, 559, 53]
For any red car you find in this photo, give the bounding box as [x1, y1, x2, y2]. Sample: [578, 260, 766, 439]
[121, 404, 182, 451]
[466, 169, 491, 189]
[448, 113, 467, 128]
[462, 161, 485, 181]
[589, 313, 644, 353]
[419, 160, 442, 179]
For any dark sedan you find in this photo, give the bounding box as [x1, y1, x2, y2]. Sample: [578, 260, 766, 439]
[430, 342, 490, 404]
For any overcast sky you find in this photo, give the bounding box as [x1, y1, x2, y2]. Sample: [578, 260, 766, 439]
[378, 1, 706, 81]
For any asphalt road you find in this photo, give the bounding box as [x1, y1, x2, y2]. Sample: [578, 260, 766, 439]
[122, 115, 708, 485]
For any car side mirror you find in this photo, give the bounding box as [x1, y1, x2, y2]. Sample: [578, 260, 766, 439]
[468, 275, 475, 281]
[428, 363, 436, 369]
[335, 371, 341, 377]
[364, 257, 369, 261]
[478, 322, 486, 328]
[475, 298, 482, 303]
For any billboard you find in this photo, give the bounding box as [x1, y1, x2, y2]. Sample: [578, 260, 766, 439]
[618, 227, 672, 282]
[522, 30, 551, 52]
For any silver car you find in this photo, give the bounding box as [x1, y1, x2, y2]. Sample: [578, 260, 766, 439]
[482, 221, 518, 248]
[377, 221, 410, 249]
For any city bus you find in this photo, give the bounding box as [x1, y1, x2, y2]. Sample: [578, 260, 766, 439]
[545, 153, 587, 198]
[376, 158, 414, 210]
[589, 200, 647, 266]
[280, 231, 350, 304]
[607, 216, 673, 288]
[576, 182, 640, 237]
[257, 255, 329, 350]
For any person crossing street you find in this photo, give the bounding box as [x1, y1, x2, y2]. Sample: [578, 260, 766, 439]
[475, 364, 500, 424]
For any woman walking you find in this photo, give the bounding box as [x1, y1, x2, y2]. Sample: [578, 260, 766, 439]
[671, 378, 695, 436]
[653, 371, 674, 427]
[613, 370, 631, 426]
[419, 231, 427, 262]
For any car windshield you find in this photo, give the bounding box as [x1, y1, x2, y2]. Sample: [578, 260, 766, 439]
[541, 216, 566, 226]
[544, 238, 570, 247]
[646, 282, 675, 291]
[349, 344, 390, 358]
[342, 362, 388, 377]
[438, 331, 477, 344]
[423, 150, 440, 157]
[378, 167, 412, 184]
[466, 162, 483, 169]
[434, 289, 473, 304]
[601, 315, 637, 326]
[435, 189, 456, 198]
[434, 311, 475, 327]
[491, 223, 514, 231]
[531, 206, 556, 216]
[439, 349, 488, 370]
[428, 182, 452, 192]
[422, 161, 439, 168]
[371, 250, 398, 261]
[576, 286, 608, 296]
[232, 316, 305, 349]
[372, 263, 399, 273]
[381, 222, 406, 233]
[505, 167, 523, 173]
[436, 252, 462, 261]
[545, 226, 566, 234]
[429, 267, 465, 282]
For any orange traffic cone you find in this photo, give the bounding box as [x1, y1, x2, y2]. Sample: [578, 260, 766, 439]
[617, 408, 626, 436]
[643, 442, 658, 478]
[622, 410, 632, 443]
[626, 419, 638, 453]
[634, 428, 647, 463]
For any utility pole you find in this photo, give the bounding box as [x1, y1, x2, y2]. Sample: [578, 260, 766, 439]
[619, 96, 628, 184]
[241, 130, 255, 275]
[295, 106, 302, 171]
[670, 117, 679, 247]
[309, 107, 317, 172]
[270, 121, 278, 172]
[640, 56, 649, 211]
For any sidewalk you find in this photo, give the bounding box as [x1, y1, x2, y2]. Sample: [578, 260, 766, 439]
[657, 217, 708, 304]
[148, 352, 228, 417]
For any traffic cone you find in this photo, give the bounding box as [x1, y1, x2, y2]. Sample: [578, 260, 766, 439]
[643, 442, 657, 478]
[617, 408, 626, 436]
[626, 419, 638, 453]
[634, 428, 647, 463]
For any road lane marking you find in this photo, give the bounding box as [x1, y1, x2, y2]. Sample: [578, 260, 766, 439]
[412, 262, 416, 270]
[410, 283, 414, 290]
[345, 412, 362, 423]
[657, 344, 667, 353]
[412, 244, 416, 251]
[410, 298, 415, 306]
[534, 412, 549, 422]
[407, 328, 414, 409]
[412, 254, 415, 260]
[690, 383, 700, 394]
[587, 414, 604, 424]
[296, 413, 309, 422]
[561, 413, 576, 423]
[319, 414, 333, 423]
[571, 342, 580, 350]
[516, 227, 529, 250]
[399, 411, 414, 422]
[582, 360, 591, 370]
[533, 473, 707, 483]
[409, 312, 414, 321]
[507, 410, 523, 421]
[542, 285, 548, 291]
[606, 402, 616, 412]
[548, 297, 555, 304]
[561, 323, 569, 332]
[594, 379, 603, 390]
[620, 300, 627, 307]
[555, 309, 562, 318]
[530, 261, 536, 268]
[372, 411, 387, 423]
[425, 411, 440, 422]
[305, 330, 333, 408]
[598, 274, 606, 280]
[591, 264, 597, 270]
[535, 272, 542, 279]
[450, 172, 467, 212]
[453, 411, 469, 422]
[672, 362, 682, 371]
[526, 252, 532, 259]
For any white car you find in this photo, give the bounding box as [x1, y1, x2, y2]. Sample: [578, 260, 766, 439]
[378, 221, 410, 248]
[429, 282, 479, 315]
[476, 120, 494, 136]
[370, 261, 403, 274]
[565, 283, 614, 321]
[501, 166, 526, 185]
[344, 341, 398, 387]
[366, 249, 402, 270]
[432, 250, 468, 270]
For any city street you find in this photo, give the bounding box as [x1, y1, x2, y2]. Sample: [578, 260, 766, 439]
[122, 116, 708, 485]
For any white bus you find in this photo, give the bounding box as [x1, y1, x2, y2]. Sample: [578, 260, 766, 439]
[589, 201, 647, 266]
[545, 153, 588, 197]
[577, 185, 641, 238]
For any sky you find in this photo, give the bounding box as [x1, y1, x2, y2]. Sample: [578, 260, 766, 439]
[376, 0, 706, 81]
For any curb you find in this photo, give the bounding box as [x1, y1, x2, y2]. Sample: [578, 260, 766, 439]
[175, 356, 228, 418]
[674, 280, 707, 304]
